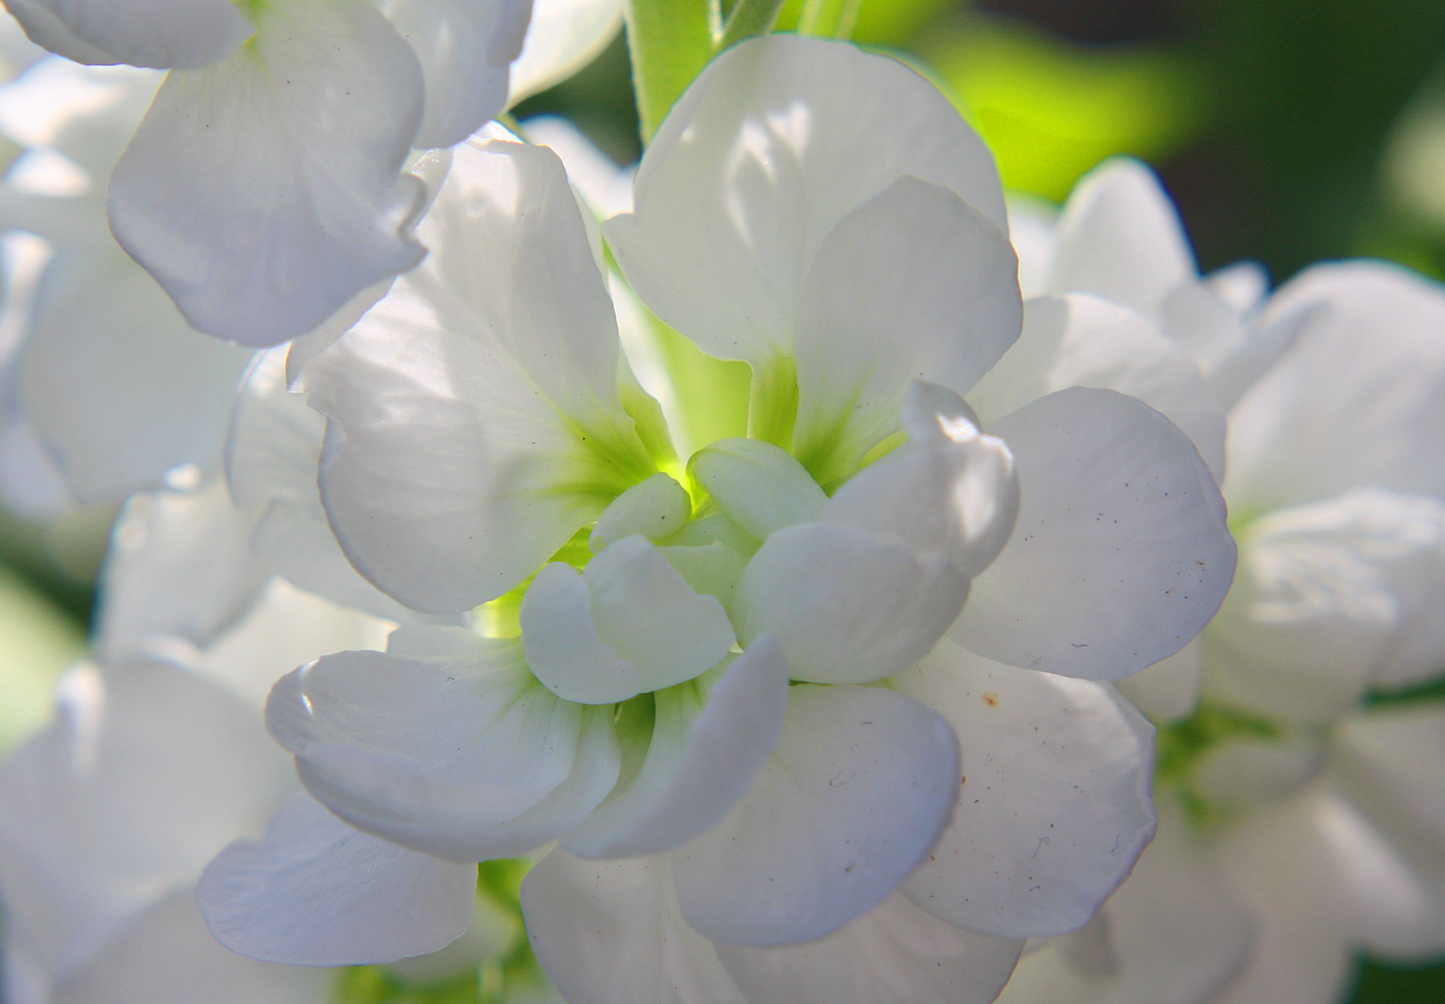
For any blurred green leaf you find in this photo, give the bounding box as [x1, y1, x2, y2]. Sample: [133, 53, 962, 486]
[919, 15, 1204, 201]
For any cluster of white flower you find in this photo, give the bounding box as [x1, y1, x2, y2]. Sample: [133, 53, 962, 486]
[0, 4, 1440, 1004]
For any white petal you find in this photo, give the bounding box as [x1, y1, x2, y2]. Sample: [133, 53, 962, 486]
[96, 482, 269, 664]
[672, 684, 959, 946]
[266, 643, 619, 861]
[1048, 158, 1196, 315]
[790, 177, 1021, 484]
[508, 0, 624, 105]
[688, 437, 826, 541]
[0, 661, 293, 976]
[966, 293, 1226, 479]
[997, 809, 1252, 1004]
[193, 578, 393, 710]
[382, 0, 532, 149]
[1327, 706, 1445, 955]
[521, 849, 746, 1004]
[734, 523, 969, 684]
[108, 1, 427, 344]
[4, 0, 250, 69]
[589, 472, 690, 549]
[1202, 489, 1445, 722]
[717, 892, 1023, 1004]
[824, 398, 1019, 578]
[607, 34, 1004, 365]
[520, 537, 735, 704]
[954, 387, 1234, 680]
[895, 640, 1156, 938]
[198, 795, 476, 966]
[303, 139, 652, 613]
[49, 891, 330, 1004]
[1226, 261, 1445, 510]
[563, 638, 789, 857]
[224, 347, 426, 622]
[20, 248, 253, 502]
[1215, 791, 1355, 1004]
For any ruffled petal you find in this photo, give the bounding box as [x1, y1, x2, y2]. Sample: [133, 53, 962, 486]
[4, 0, 250, 69]
[198, 795, 476, 966]
[607, 34, 1004, 365]
[967, 293, 1226, 480]
[671, 684, 959, 946]
[521, 849, 746, 1004]
[895, 639, 1156, 938]
[953, 387, 1234, 680]
[302, 138, 652, 613]
[717, 893, 1022, 1004]
[733, 523, 969, 685]
[266, 641, 619, 861]
[790, 177, 1020, 483]
[563, 638, 789, 857]
[108, 0, 428, 344]
[1226, 261, 1445, 510]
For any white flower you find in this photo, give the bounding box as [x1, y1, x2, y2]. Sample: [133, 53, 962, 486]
[0, 56, 253, 503]
[198, 36, 1234, 1003]
[0, 479, 552, 1004]
[1001, 163, 1445, 1004]
[0, 0, 621, 346]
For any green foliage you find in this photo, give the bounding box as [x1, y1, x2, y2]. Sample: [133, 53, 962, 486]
[920, 15, 1204, 202]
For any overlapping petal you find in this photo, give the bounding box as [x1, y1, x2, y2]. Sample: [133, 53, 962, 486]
[952, 387, 1234, 680]
[519, 536, 735, 704]
[967, 293, 1226, 479]
[0, 661, 292, 977]
[4, 0, 251, 70]
[607, 34, 1004, 365]
[1047, 158, 1195, 317]
[563, 638, 789, 857]
[895, 640, 1157, 938]
[790, 176, 1020, 484]
[671, 684, 959, 946]
[716, 893, 1023, 1004]
[522, 851, 745, 1004]
[20, 248, 252, 502]
[302, 138, 654, 613]
[198, 795, 477, 966]
[382, 0, 532, 149]
[1225, 261, 1445, 511]
[1202, 489, 1445, 722]
[107, 0, 428, 344]
[265, 637, 619, 862]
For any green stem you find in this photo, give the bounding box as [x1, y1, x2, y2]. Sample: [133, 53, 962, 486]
[624, 0, 719, 143]
[717, 0, 786, 50]
[798, 0, 860, 39]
